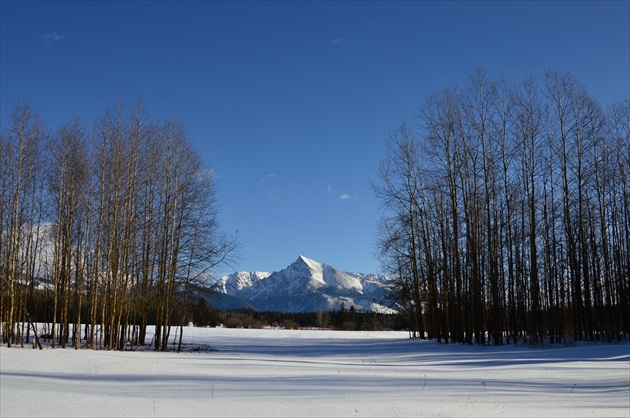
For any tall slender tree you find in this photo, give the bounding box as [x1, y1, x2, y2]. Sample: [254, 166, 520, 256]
[375, 70, 629, 344]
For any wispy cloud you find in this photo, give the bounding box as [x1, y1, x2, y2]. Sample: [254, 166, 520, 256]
[260, 173, 278, 183]
[339, 193, 357, 200]
[331, 37, 354, 46]
[326, 184, 333, 193]
[260, 174, 283, 199]
[42, 32, 65, 44]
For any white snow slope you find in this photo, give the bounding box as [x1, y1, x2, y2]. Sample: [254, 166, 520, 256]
[1, 328, 629, 417]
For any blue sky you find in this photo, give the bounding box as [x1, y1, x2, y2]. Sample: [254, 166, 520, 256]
[2, 1, 628, 277]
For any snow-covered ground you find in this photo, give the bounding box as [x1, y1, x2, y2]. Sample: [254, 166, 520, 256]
[1, 327, 628, 417]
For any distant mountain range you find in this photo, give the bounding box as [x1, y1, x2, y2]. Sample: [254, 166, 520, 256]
[208, 255, 399, 313]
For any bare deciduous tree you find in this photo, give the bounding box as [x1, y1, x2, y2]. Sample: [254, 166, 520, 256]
[375, 70, 629, 344]
[2, 100, 239, 351]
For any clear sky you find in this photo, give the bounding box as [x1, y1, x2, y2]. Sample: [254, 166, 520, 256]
[2, 1, 628, 277]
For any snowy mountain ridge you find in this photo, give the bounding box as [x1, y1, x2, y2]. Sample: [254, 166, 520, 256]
[214, 255, 398, 313]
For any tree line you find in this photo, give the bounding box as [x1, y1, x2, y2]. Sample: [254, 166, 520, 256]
[1, 101, 238, 351]
[374, 69, 629, 345]
[200, 303, 409, 331]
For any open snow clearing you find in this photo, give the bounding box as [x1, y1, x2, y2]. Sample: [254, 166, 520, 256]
[1, 328, 628, 417]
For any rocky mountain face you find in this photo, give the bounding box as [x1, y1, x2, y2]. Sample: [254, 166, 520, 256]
[213, 256, 398, 313]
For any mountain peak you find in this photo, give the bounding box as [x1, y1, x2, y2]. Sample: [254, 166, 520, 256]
[294, 255, 323, 273]
[216, 256, 398, 313]
[297, 255, 315, 264]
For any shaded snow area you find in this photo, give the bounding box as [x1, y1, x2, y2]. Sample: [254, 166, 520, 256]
[1, 328, 629, 417]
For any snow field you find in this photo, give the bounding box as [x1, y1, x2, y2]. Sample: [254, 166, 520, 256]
[1, 327, 629, 417]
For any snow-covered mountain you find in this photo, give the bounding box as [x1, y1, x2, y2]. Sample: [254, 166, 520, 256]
[214, 256, 398, 313]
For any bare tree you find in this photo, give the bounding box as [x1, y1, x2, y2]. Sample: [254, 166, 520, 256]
[48, 118, 89, 348]
[375, 70, 628, 345]
[1, 102, 47, 348]
[373, 123, 426, 339]
[1, 100, 239, 351]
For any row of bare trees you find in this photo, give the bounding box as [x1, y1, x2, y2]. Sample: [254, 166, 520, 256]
[1, 101, 238, 351]
[374, 69, 629, 345]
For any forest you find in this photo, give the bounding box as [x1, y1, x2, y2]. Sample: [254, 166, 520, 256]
[0, 101, 238, 351]
[1, 69, 628, 351]
[373, 69, 629, 345]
